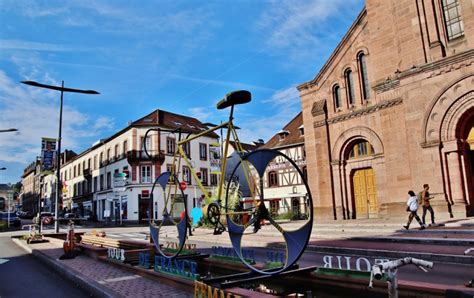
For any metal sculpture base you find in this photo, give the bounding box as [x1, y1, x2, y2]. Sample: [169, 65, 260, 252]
[202, 264, 317, 289]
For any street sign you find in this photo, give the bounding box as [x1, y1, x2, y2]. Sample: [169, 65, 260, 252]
[179, 181, 187, 191]
[113, 172, 128, 192]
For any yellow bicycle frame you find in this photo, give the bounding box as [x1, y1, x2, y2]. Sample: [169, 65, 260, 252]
[163, 106, 259, 216]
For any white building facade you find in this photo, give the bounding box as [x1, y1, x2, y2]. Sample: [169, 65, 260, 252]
[60, 109, 219, 223]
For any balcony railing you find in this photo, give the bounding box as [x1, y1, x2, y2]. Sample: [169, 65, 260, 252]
[126, 150, 165, 163]
[83, 168, 91, 177]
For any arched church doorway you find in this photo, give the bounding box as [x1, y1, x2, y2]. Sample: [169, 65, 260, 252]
[351, 168, 377, 219]
[347, 140, 378, 219]
[457, 107, 474, 214]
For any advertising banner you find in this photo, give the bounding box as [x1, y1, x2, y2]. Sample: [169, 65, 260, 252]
[41, 137, 57, 172]
[209, 146, 221, 173]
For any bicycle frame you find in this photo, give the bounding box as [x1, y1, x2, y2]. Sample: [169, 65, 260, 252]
[146, 90, 314, 275]
[162, 105, 258, 218]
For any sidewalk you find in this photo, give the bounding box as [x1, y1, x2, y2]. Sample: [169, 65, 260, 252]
[171, 217, 474, 265]
[12, 237, 192, 297]
[10, 217, 474, 297]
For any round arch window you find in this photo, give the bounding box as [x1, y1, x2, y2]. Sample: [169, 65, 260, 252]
[348, 140, 374, 159]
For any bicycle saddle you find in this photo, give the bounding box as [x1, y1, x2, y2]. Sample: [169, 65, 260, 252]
[216, 90, 251, 110]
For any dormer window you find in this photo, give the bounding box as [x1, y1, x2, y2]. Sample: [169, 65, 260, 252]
[173, 121, 183, 126]
[278, 130, 289, 141]
[298, 125, 304, 136]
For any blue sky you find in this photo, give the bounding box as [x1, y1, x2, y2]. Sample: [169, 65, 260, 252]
[0, 0, 364, 184]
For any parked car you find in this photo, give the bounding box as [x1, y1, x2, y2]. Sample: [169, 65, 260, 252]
[0, 212, 21, 228]
[64, 213, 76, 219]
[62, 212, 83, 225]
[40, 212, 55, 225]
[18, 211, 34, 219]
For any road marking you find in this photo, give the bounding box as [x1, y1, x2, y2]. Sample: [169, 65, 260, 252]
[98, 275, 141, 284]
[120, 233, 141, 237]
[0, 258, 9, 265]
[106, 234, 122, 238]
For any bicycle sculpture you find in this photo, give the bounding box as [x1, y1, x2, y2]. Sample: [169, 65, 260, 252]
[144, 90, 313, 275]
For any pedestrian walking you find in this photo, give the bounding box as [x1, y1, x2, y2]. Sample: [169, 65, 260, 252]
[420, 184, 435, 226]
[180, 210, 193, 236]
[404, 190, 425, 230]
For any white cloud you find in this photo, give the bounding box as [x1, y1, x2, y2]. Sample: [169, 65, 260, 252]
[262, 86, 299, 106]
[238, 109, 300, 144]
[171, 74, 274, 93]
[0, 70, 114, 166]
[188, 107, 213, 122]
[237, 86, 302, 143]
[256, 0, 363, 65]
[0, 39, 92, 52]
[92, 116, 115, 131]
[259, 0, 343, 46]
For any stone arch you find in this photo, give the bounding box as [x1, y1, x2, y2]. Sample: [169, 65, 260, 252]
[441, 93, 474, 142]
[355, 46, 370, 57]
[340, 63, 358, 77]
[422, 74, 474, 145]
[332, 126, 384, 161]
[328, 79, 342, 90]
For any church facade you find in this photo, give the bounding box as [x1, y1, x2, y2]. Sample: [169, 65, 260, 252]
[298, 0, 474, 220]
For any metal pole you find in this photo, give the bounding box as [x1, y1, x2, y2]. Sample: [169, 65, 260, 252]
[38, 178, 42, 233]
[54, 81, 64, 233]
[7, 192, 10, 229]
[119, 195, 123, 225]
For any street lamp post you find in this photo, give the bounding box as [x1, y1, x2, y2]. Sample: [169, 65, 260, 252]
[0, 128, 18, 133]
[21, 80, 99, 233]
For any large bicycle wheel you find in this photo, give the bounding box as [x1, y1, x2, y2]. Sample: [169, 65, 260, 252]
[225, 148, 313, 275]
[149, 171, 189, 259]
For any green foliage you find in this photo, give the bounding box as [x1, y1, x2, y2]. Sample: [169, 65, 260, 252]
[199, 180, 242, 228]
[204, 180, 241, 207]
[273, 211, 294, 220]
[264, 261, 284, 269]
[0, 221, 6, 231]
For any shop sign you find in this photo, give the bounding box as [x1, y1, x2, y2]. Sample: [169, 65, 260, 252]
[211, 246, 255, 263]
[165, 241, 197, 251]
[266, 251, 285, 263]
[138, 253, 151, 268]
[154, 255, 198, 279]
[41, 137, 57, 172]
[107, 248, 125, 262]
[322, 255, 389, 272]
[194, 280, 241, 298]
[113, 173, 127, 192]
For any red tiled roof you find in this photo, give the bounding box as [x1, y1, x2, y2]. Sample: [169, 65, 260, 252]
[262, 112, 304, 149]
[228, 140, 261, 152]
[132, 109, 219, 138]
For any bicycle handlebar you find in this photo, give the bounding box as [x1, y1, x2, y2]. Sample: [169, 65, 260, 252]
[368, 257, 434, 288]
